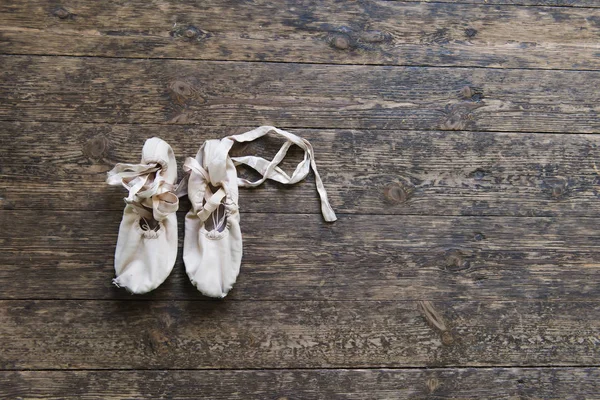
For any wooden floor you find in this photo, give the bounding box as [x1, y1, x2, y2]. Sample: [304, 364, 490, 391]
[1, 0, 600, 398]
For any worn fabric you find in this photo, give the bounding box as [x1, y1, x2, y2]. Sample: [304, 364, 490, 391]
[182, 126, 336, 298]
[106, 137, 179, 294]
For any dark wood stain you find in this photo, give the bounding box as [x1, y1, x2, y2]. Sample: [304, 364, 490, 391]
[2, 56, 600, 132]
[3, 122, 600, 217]
[0, 0, 599, 398]
[1, 300, 599, 369]
[0, 1, 598, 68]
[2, 368, 600, 399]
[2, 210, 600, 301]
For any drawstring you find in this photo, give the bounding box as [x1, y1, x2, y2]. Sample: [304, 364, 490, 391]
[211, 202, 227, 232]
[140, 217, 160, 232]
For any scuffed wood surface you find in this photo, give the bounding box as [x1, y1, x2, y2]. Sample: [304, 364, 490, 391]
[397, 0, 600, 6]
[2, 211, 600, 301]
[2, 368, 600, 399]
[2, 122, 600, 217]
[1, 0, 600, 397]
[1, 300, 599, 369]
[1, 1, 599, 69]
[1, 56, 600, 132]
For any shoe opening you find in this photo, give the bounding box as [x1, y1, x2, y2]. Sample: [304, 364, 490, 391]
[139, 213, 160, 232]
[203, 184, 227, 233]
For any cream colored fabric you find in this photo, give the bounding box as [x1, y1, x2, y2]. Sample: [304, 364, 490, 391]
[183, 139, 242, 298]
[182, 126, 336, 298]
[106, 137, 179, 294]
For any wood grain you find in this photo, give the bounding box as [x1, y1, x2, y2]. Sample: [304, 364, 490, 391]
[1, 0, 599, 397]
[1, 56, 600, 132]
[2, 368, 599, 399]
[2, 210, 600, 301]
[1, 300, 599, 369]
[1, 1, 599, 69]
[3, 122, 600, 217]
[389, 0, 600, 6]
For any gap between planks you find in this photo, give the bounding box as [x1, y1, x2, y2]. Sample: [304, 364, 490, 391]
[2, 365, 600, 371]
[3, 117, 600, 135]
[0, 52, 600, 73]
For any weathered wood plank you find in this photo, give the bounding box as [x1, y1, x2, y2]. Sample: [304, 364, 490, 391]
[392, 0, 600, 6]
[1, 1, 599, 69]
[1, 56, 599, 132]
[2, 368, 599, 399]
[1, 300, 599, 369]
[2, 210, 600, 300]
[3, 122, 600, 217]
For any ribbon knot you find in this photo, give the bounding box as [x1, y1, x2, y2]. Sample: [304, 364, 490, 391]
[107, 162, 178, 222]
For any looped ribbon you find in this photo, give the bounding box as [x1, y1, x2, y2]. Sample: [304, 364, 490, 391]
[178, 157, 232, 225]
[222, 126, 337, 222]
[176, 126, 337, 223]
[107, 162, 178, 221]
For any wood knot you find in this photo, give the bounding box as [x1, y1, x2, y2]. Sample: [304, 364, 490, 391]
[460, 86, 484, 102]
[420, 28, 450, 45]
[551, 183, 567, 199]
[325, 27, 392, 52]
[184, 26, 200, 39]
[145, 329, 171, 355]
[168, 80, 204, 106]
[469, 168, 488, 181]
[169, 80, 195, 98]
[441, 331, 454, 346]
[464, 28, 478, 38]
[443, 249, 470, 272]
[426, 378, 440, 393]
[418, 301, 454, 346]
[440, 101, 483, 130]
[171, 24, 211, 42]
[53, 7, 72, 19]
[383, 181, 414, 204]
[543, 177, 569, 200]
[83, 135, 109, 159]
[327, 32, 354, 50]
